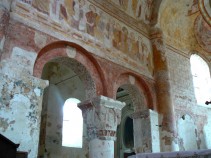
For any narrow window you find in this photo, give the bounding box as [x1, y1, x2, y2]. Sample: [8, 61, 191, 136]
[190, 54, 211, 105]
[62, 98, 83, 148]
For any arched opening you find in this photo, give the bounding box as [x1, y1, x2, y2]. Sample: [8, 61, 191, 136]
[113, 72, 155, 157]
[124, 117, 134, 148]
[38, 56, 96, 158]
[115, 86, 135, 158]
[190, 54, 211, 106]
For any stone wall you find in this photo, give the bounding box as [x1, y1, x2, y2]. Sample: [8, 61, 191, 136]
[166, 48, 211, 150]
[0, 68, 48, 158]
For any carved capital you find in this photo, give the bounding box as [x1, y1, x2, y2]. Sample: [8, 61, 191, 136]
[150, 27, 166, 61]
[78, 96, 125, 141]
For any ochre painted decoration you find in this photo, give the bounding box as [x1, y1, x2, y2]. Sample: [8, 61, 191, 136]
[32, 0, 50, 15]
[194, 15, 211, 53]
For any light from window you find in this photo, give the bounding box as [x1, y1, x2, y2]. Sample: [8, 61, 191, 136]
[62, 98, 83, 148]
[190, 54, 211, 105]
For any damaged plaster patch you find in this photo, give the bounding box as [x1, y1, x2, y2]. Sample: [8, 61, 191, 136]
[0, 118, 15, 132]
[129, 75, 135, 84]
[0, 72, 48, 158]
[34, 87, 41, 96]
[66, 46, 76, 58]
[11, 47, 37, 74]
[34, 32, 47, 49]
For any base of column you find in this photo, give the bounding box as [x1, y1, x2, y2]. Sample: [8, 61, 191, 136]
[89, 138, 114, 158]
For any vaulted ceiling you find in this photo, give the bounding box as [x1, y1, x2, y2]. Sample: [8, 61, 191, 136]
[157, 0, 211, 62]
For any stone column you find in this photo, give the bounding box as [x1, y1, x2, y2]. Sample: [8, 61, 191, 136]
[78, 96, 125, 158]
[0, 4, 10, 60]
[131, 110, 152, 153]
[150, 28, 177, 151]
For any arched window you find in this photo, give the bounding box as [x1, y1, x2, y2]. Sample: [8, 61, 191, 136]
[190, 54, 211, 105]
[62, 98, 83, 148]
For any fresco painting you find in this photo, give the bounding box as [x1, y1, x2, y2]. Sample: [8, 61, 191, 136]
[17, 0, 153, 73]
[109, 0, 153, 23]
[187, 0, 199, 16]
[32, 0, 50, 15]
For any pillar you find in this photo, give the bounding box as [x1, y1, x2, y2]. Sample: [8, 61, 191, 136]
[131, 110, 152, 153]
[78, 96, 125, 158]
[150, 27, 177, 151]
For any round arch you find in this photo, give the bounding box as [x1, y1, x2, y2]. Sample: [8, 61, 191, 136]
[113, 72, 154, 111]
[33, 41, 106, 97]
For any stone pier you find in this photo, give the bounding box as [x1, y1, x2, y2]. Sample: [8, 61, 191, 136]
[78, 96, 125, 158]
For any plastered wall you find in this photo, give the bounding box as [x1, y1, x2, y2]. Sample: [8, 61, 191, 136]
[166, 48, 211, 151]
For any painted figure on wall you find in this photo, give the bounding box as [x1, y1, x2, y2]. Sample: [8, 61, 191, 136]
[60, 4, 68, 20]
[78, 0, 86, 32]
[137, 3, 142, 18]
[138, 36, 153, 72]
[86, 5, 98, 36]
[32, 0, 50, 15]
[71, 0, 81, 29]
[112, 22, 122, 50]
[51, 0, 59, 17]
[120, 26, 129, 54]
[138, 36, 146, 62]
[95, 11, 106, 41]
[64, 0, 74, 18]
[104, 18, 115, 47]
[119, 0, 128, 11]
[132, 0, 138, 16]
[129, 32, 139, 60]
[144, 0, 153, 22]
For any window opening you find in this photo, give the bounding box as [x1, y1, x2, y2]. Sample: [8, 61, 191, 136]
[190, 54, 211, 105]
[62, 98, 83, 148]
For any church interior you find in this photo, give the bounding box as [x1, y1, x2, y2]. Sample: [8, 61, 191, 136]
[0, 0, 211, 158]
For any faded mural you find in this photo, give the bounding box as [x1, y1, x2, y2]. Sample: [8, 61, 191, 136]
[16, 0, 154, 74]
[187, 0, 198, 16]
[109, 0, 153, 23]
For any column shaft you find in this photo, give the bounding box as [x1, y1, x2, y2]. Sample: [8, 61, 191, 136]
[150, 28, 176, 151]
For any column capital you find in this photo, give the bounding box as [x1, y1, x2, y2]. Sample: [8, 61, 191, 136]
[78, 96, 125, 141]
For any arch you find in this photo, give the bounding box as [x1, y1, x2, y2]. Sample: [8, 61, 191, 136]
[115, 73, 155, 157]
[43, 57, 95, 99]
[114, 72, 154, 111]
[33, 41, 106, 97]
